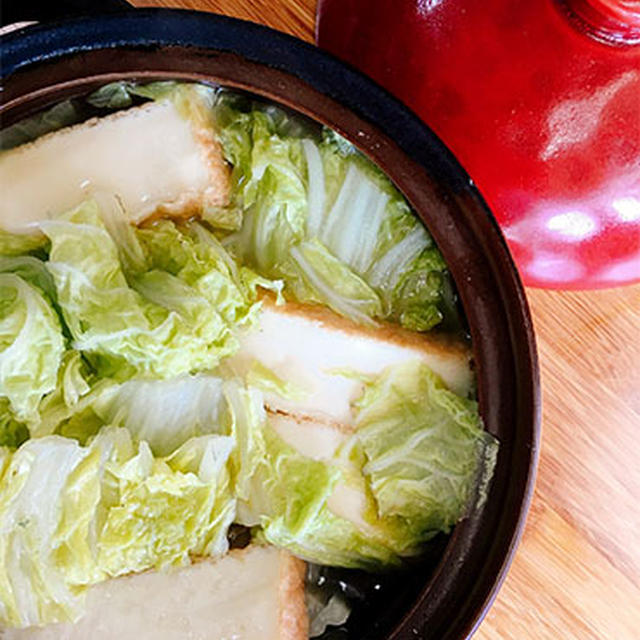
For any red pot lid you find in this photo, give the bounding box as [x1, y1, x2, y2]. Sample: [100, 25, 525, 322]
[317, 0, 640, 289]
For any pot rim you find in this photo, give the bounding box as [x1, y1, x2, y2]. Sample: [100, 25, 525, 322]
[0, 10, 540, 639]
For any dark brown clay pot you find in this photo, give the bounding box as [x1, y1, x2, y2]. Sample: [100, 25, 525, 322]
[0, 10, 540, 639]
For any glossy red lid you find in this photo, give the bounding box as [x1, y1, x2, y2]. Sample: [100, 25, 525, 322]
[317, 0, 640, 289]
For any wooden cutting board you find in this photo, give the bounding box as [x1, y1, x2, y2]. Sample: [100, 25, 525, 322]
[132, 2, 640, 637]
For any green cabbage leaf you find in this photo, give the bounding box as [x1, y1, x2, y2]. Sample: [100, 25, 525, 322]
[0, 273, 65, 423]
[0, 399, 29, 448]
[0, 230, 48, 257]
[87, 375, 227, 457]
[0, 100, 82, 151]
[216, 95, 458, 331]
[40, 200, 269, 380]
[235, 361, 495, 569]
[354, 360, 498, 536]
[0, 428, 235, 628]
[237, 421, 419, 568]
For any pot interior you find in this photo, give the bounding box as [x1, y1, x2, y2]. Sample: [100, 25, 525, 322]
[1, 16, 539, 639]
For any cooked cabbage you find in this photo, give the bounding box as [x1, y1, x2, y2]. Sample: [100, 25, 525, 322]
[0, 273, 65, 423]
[0, 428, 235, 628]
[216, 96, 457, 331]
[233, 361, 496, 569]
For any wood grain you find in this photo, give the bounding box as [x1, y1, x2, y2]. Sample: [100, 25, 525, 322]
[131, 2, 640, 637]
[132, 0, 317, 41]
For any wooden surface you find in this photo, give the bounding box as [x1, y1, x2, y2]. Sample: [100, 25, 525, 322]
[132, 2, 640, 637]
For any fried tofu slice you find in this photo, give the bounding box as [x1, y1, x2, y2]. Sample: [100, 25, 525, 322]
[270, 411, 350, 458]
[0, 96, 229, 233]
[230, 297, 473, 426]
[5, 546, 307, 640]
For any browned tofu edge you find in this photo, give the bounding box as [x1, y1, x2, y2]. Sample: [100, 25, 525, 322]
[278, 551, 309, 640]
[258, 292, 471, 364]
[2, 96, 230, 224]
